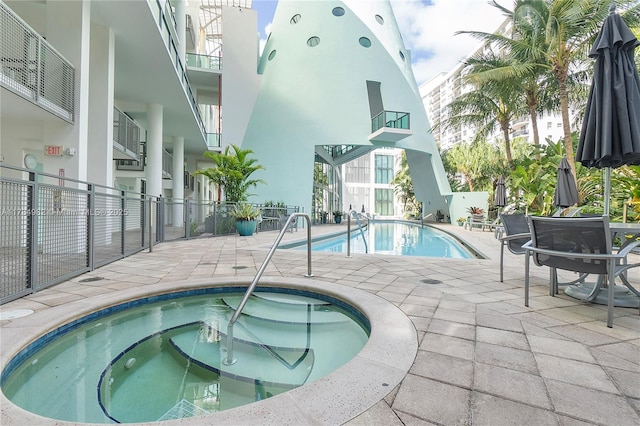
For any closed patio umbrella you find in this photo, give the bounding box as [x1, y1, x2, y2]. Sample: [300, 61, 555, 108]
[494, 176, 506, 207]
[554, 157, 579, 208]
[576, 4, 640, 215]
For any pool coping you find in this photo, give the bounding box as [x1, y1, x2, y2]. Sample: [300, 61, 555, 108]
[0, 276, 418, 425]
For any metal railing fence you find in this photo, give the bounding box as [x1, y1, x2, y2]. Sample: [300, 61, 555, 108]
[0, 2, 75, 123]
[1, 164, 302, 304]
[1, 164, 155, 304]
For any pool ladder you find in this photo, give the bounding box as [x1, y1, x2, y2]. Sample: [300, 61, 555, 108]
[346, 209, 369, 256]
[224, 212, 313, 365]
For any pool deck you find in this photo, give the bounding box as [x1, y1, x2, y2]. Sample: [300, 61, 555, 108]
[1, 221, 639, 425]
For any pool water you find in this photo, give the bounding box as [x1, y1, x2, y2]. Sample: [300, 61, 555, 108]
[1, 289, 369, 424]
[291, 221, 476, 258]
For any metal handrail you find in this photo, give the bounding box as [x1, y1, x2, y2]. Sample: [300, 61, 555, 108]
[346, 210, 369, 256]
[223, 212, 313, 365]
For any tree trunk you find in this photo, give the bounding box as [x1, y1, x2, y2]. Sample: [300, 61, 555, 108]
[501, 121, 513, 163]
[528, 104, 541, 160]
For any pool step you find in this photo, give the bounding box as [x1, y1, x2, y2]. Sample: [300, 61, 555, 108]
[169, 322, 315, 388]
[221, 293, 351, 325]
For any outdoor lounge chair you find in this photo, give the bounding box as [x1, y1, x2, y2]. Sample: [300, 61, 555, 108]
[498, 213, 531, 282]
[523, 216, 640, 328]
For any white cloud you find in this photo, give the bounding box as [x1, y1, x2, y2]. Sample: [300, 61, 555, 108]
[391, 0, 507, 85]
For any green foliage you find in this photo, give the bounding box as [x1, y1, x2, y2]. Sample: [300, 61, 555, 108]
[391, 151, 420, 216]
[231, 203, 261, 221]
[195, 145, 265, 203]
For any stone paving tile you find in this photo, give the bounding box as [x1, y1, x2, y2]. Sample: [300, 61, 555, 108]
[427, 319, 476, 341]
[604, 366, 640, 399]
[546, 379, 640, 425]
[419, 333, 475, 361]
[527, 335, 596, 363]
[410, 350, 473, 388]
[474, 342, 539, 374]
[534, 353, 619, 393]
[476, 326, 529, 351]
[474, 362, 552, 409]
[432, 307, 476, 325]
[471, 392, 558, 426]
[475, 310, 524, 332]
[392, 375, 471, 425]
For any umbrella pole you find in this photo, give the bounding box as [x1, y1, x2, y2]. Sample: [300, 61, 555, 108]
[604, 167, 611, 216]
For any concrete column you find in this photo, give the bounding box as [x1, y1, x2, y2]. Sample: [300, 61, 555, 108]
[45, 0, 91, 183]
[146, 103, 163, 198]
[87, 24, 115, 188]
[175, 0, 186, 62]
[172, 137, 184, 226]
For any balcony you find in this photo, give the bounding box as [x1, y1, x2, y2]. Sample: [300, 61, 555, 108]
[369, 111, 412, 144]
[113, 107, 141, 160]
[115, 144, 173, 179]
[186, 53, 222, 71]
[206, 133, 221, 150]
[0, 2, 75, 123]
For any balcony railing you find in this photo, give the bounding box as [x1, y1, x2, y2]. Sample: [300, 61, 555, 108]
[113, 106, 141, 160]
[151, 0, 206, 139]
[206, 133, 221, 149]
[0, 2, 75, 123]
[162, 149, 173, 179]
[186, 53, 222, 71]
[371, 111, 410, 133]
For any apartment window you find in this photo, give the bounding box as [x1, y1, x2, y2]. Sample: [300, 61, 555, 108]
[546, 122, 552, 129]
[290, 14, 301, 24]
[307, 36, 320, 47]
[399, 51, 405, 61]
[332, 7, 345, 16]
[375, 188, 394, 215]
[557, 122, 562, 128]
[268, 50, 276, 61]
[375, 14, 384, 24]
[345, 155, 370, 183]
[375, 154, 394, 184]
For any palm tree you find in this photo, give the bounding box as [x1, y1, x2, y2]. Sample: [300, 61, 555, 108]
[434, 50, 525, 164]
[391, 151, 417, 214]
[511, 0, 639, 185]
[196, 145, 265, 203]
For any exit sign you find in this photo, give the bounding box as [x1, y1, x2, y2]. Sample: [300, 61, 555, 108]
[44, 145, 63, 156]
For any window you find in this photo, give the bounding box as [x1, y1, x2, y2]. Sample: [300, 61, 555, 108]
[359, 37, 371, 48]
[375, 188, 394, 216]
[290, 14, 301, 24]
[332, 7, 345, 16]
[557, 122, 562, 128]
[345, 155, 370, 183]
[546, 121, 552, 129]
[399, 51, 405, 62]
[375, 14, 384, 24]
[307, 36, 320, 47]
[268, 50, 276, 61]
[375, 154, 394, 184]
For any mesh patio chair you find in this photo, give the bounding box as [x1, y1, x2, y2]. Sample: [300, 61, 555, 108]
[498, 213, 531, 282]
[523, 216, 640, 328]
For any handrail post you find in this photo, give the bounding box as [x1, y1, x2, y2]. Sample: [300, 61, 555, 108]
[224, 213, 313, 365]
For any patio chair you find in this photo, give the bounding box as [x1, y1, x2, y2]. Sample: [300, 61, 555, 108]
[279, 214, 298, 233]
[523, 216, 640, 328]
[498, 213, 531, 282]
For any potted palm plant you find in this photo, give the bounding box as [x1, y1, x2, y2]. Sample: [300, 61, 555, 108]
[333, 210, 344, 224]
[231, 203, 261, 236]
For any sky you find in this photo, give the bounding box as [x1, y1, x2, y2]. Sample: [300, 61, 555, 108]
[251, 0, 507, 86]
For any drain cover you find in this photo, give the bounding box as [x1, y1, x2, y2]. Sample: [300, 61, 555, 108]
[420, 278, 443, 285]
[79, 277, 104, 282]
[232, 266, 247, 270]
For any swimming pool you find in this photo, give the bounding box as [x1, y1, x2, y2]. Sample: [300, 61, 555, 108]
[285, 221, 477, 258]
[1, 287, 369, 423]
